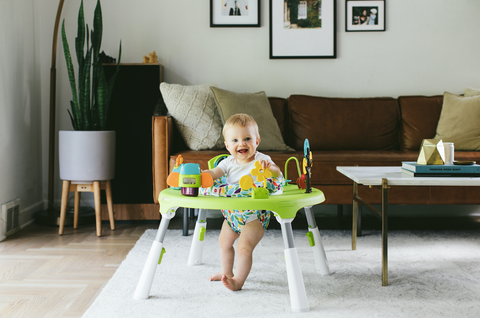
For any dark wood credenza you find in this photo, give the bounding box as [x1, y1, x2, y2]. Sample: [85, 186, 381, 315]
[101, 63, 163, 220]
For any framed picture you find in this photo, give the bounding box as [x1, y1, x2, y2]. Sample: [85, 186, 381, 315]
[210, 0, 260, 27]
[269, 0, 336, 59]
[345, 0, 385, 32]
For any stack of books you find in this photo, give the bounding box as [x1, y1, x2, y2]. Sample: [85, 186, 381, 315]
[401, 161, 480, 177]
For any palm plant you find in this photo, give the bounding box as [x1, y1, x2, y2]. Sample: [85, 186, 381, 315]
[61, 0, 121, 130]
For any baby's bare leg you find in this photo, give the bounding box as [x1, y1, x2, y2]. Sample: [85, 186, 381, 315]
[222, 219, 264, 291]
[208, 220, 239, 281]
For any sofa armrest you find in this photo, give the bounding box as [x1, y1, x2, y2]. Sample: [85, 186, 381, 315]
[152, 115, 173, 204]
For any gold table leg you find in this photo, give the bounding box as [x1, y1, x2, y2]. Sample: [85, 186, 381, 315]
[351, 178, 389, 286]
[352, 181, 358, 250]
[382, 178, 388, 286]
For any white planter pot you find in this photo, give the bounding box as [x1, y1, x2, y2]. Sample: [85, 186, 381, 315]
[59, 130, 116, 181]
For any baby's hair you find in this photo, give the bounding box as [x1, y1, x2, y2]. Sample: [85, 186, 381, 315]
[222, 113, 260, 138]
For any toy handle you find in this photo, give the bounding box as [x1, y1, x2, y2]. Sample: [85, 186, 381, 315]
[285, 157, 302, 183]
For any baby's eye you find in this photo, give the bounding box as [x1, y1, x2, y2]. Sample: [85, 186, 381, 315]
[233, 139, 238, 142]
[245, 137, 251, 141]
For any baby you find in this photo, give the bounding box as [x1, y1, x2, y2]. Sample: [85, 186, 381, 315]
[203, 113, 283, 291]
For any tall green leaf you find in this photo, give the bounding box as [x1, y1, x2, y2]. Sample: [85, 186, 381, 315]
[61, 20, 80, 129]
[74, 0, 85, 68]
[95, 65, 108, 130]
[74, 0, 86, 129]
[62, 0, 121, 131]
[92, 0, 103, 60]
[104, 41, 122, 129]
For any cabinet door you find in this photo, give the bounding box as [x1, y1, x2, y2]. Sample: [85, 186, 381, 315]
[104, 64, 163, 205]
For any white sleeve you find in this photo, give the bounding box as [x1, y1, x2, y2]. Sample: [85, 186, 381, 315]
[216, 156, 230, 174]
[255, 152, 275, 166]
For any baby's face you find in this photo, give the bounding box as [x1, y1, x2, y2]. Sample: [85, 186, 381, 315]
[224, 124, 260, 165]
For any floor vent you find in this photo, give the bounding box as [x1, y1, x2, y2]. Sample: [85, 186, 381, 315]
[1, 198, 20, 240]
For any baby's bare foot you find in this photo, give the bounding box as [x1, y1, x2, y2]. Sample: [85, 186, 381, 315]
[207, 273, 223, 281]
[221, 275, 243, 291]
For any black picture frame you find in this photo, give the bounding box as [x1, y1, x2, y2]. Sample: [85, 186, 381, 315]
[269, 0, 336, 59]
[345, 0, 386, 32]
[210, 0, 261, 27]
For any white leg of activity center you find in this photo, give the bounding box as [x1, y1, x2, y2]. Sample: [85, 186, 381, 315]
[304, 206, 330, 275]
[308, 227, 330, 275]
[188, 209, 207, 266]
[276, 215, 309, 312]
[133, 208, 176, 300]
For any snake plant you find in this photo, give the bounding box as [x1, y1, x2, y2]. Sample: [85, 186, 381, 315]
[61, 0, 121, 130]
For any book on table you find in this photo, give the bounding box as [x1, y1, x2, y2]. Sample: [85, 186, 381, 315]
[401, 168, 480, 177]
[401, 161, 480, 173]
[402, 162, 480, 177]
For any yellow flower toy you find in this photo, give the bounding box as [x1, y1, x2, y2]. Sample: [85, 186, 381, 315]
[239, 161, 271, 199]
[251, 161, 272, 188]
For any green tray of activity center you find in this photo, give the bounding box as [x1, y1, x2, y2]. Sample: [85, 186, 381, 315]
[158, 184, 325, 220]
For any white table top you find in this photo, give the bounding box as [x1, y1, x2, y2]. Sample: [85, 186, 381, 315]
[336, 166, 480, 186]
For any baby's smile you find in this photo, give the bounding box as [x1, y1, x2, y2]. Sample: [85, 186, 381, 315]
[238, 149, 248, 154]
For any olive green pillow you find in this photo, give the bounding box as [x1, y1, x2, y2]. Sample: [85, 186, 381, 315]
[434, 92, 480, 150]
[210, 87, 294, 151]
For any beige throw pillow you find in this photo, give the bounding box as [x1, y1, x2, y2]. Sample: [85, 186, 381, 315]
[434, 92, 480, 150]
[210, 87, 294, 151]
[464, 87, 480, 97]
[160, 83, 224, 150]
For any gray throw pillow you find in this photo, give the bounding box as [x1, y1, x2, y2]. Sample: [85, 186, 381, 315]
[160, 83, 224, 150]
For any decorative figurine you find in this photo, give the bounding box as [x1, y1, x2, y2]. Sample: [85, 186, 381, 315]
[142, 51, 158, 64]
[417, 139, 445, 165]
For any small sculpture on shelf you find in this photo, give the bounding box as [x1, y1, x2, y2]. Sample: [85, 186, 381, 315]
[142, 51, 158, 64]
[99, 51, 116, 63]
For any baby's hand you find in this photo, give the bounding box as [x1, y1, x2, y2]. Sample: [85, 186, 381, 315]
[258, 159, 271, 171]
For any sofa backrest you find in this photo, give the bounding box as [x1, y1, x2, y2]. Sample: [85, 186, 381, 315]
[287, 95, 400, 151]
[398, 95, 443, 151]
[267, 97, 290, 146]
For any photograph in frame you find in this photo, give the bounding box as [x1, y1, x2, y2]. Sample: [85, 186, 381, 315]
[270, 0, 336, 59]
[345, 0, 385, 32]
[210, 0, 260, 27]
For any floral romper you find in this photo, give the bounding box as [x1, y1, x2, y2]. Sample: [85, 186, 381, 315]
[199, 174, 285, 234]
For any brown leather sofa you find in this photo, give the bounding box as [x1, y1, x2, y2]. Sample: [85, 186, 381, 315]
[152, 94, 480, 207]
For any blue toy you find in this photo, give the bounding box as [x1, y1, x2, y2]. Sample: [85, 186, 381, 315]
[166, 155, 213, 196]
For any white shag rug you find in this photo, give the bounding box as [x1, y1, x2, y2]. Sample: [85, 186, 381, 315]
[82, 229, 480, 318]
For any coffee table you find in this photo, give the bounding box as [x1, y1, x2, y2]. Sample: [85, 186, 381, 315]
[336, 166, 480, 286]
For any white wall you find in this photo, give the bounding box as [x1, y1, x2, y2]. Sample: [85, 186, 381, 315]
[0, 0, 43, 226]
[29, 0, 480, 216]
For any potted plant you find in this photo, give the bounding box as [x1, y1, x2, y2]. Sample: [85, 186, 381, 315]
[59, 0, 121, 182]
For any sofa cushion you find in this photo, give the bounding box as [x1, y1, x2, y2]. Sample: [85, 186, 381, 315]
[210, 87, 294, 151]
[434, 92, 480, 150]
[398, 95, 443, 151]
[288, 95, 400, 151]
[160, 83, 224, 150]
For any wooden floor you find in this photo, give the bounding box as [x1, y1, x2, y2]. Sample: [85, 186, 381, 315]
[1, 214, 480, 318]
[0, 222, 158, 318]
